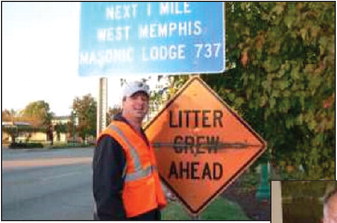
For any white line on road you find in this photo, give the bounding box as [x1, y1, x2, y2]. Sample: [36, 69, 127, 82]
[3, 157, 92, 170]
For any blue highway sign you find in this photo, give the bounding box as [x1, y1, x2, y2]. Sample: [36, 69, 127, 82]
[79, 2, 225, 76]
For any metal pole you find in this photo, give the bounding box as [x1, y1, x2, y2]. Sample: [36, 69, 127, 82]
[256, 162, 271, 200]
[72, 111, 75, 146]
[73, 122, 75, 146]
[97, 77, 108, 137]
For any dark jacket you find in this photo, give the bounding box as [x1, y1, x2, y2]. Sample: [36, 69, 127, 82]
[92, 113, 160, 220]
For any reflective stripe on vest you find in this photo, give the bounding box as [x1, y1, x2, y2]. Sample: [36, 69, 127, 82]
[124, 165, 155, 182]
[108, 124, 155, 182]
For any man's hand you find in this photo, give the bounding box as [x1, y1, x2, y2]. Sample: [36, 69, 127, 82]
[161, 182, 177, 202]
[166, 191, 177, 202]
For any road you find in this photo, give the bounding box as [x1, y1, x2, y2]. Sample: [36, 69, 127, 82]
[2, 147, 94, 220]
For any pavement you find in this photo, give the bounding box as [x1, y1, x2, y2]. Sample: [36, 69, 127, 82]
[2, 147, 95, 220]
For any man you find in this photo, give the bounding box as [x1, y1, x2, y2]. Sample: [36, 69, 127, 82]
[93, 81, 167, 220]
[323, 188, 337, 223]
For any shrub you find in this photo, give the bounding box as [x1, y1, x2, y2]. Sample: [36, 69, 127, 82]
[9, 142, 44, 149]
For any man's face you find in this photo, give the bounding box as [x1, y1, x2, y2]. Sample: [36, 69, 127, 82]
[324, 195, 337, 223]
[122, 91, 149, 121]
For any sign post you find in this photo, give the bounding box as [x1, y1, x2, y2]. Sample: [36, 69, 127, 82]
[97, 77, 108, 137]
[256, 162, 271, 200]
[79, 2, 225, 76]
[145, 77, 267, 216]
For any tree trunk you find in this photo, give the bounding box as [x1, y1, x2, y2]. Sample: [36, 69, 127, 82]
[10, 134, 16, 143]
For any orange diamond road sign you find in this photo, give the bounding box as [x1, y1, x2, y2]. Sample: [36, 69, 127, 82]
[145, 76, 267, 216]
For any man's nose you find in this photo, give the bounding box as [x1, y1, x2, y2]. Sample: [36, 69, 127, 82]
[135, 97, 145, 104]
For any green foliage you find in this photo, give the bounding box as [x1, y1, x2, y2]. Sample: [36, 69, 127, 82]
[53, 123, 69, 142]
[54, 123, 68, 133]
[235, 168, 260, 193]
[167, 2, 334, 180]
[2, 126, 18, 142]
[9, 142, 44, 149]
[161, 201, 191, 220]
[20, 100, 54, 144]
[72, 94, 97, 141]
[107, 106, 122, 124]
[216, 2, 334, 179]
[162, 197, 249, 220]
[48, 143, 93, 149]
[21, 100, 54, 128]
[282, 181, 337, 198]
[2, 125, 47, 143]
[201, 197, 250, 220]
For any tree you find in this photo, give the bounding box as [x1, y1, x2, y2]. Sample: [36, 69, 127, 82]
[2, 125, 18, 143]
[2, 109, 18, 122]
[72, 94, 97, 142]
[54, 123, 68, 141]
[167, 2, 334, 180]
[2, 125, 46, 144]
[20, 100, 54, 145]
[106, 106, 122, 124]
[21, 101, 53, 127]
[2, 108, 49, 143]
[223, 2, 334, 179]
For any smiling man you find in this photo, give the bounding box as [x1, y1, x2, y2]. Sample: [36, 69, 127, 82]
[323, 188, 337, 223]
[93, 81, 167, 220]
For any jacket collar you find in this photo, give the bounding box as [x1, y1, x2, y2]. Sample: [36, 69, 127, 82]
[113, 113, 149, 146]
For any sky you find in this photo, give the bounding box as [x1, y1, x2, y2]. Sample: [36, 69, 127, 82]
[2, 2, 160, 116]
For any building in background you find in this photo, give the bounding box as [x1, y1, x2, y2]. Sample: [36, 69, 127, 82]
[2, 116, 72, 144]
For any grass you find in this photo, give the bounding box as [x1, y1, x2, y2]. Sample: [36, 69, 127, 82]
[162, 196, 250, 220]
[161, 200, 191, 220]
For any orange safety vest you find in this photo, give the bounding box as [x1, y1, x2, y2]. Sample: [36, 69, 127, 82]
[97, 121, 167, 218]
